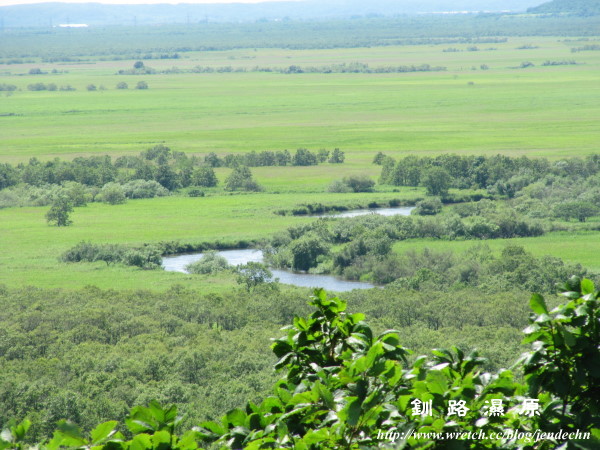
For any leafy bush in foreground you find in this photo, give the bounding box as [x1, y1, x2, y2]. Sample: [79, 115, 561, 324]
[2, 277, 598, 448]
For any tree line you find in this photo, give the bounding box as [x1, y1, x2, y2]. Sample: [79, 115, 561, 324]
[0, 145, 346, 212]
[0, 145, 344, 192]
[203, 147, 344, 168]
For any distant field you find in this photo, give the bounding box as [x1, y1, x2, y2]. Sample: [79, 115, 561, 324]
[1, 36, 599, 162]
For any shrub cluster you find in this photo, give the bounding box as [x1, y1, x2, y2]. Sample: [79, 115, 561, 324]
[328, 175, 375, 193]
[185, 251, 231, 274]
[224, 166, 262, 192]
[267, 209, 545, 283]
[61, 241, 162, 269]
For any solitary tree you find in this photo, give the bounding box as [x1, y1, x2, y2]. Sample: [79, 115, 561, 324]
[236, 262, 276, 291]
[328, 148, 345, 164]
[224, 166, 262, 191]
[46, 197, 73, 226]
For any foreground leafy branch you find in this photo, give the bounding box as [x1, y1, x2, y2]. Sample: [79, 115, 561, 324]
[2, 278, 599, 449]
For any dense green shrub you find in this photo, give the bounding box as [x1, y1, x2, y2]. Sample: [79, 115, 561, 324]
[554, 200, 599, 222]
[0, 83, 17, 92]
[413, 197, 443, 215]
[342, 174, 375, 192]
[188, 188, 205, 197]
[2, 276, 599, 447]
[224, 166, 262, 192]
[423, 167, 452, 196]
[124, 246, 162, 269]
[122, 179, 169, 199]
[191, 283, 596, 448]
[236, 262, 277, 291]
[190, 166, 218, 188]
[328, 147, 345, 163]
[185, 251, 230, 274]
[61, 241, 162, 269]
[291, 148, 318, 166]
[326, 179, 352, 193]
[99, 182, 126, 204]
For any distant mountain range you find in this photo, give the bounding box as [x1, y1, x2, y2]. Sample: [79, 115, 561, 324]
[528, 0, 600, 16]
[0, 0, 548, 28]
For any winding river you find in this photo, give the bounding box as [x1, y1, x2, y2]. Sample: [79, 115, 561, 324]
[162, 206, 415, 292]
[163, 249, 375, 292]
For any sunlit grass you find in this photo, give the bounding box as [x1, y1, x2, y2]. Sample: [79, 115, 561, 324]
[1, 37, 599, 162]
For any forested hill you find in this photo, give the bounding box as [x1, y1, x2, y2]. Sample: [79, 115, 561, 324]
[528, 0, 600, 16]
[0, 0, 545, 27]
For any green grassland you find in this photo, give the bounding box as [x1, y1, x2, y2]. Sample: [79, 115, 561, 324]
[393, 230, 600, 274]
[0, 190, 421, 289]
[1, 36, 599, 163]
[1, 35, 600, 290]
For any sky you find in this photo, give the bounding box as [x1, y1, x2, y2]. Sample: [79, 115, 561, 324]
[0, 0, 299, 5]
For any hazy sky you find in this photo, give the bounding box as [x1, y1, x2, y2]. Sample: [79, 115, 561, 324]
[0, 0, 300, 5]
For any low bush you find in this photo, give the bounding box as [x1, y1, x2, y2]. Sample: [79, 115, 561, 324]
[122, 179, 169, 199]
[99, 182, 126, 204]
[413, 197, 443, 215]
[185, 251, 231, 274]
[61, 242, 162, 269]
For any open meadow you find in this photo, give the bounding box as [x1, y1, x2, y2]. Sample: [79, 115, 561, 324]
[1, 36, 599, 163]
[1, 34, 600, 289]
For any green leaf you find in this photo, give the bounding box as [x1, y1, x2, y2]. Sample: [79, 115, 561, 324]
[303, 428, 331, 446]
[126, 419, 154, 435]
[315, 382, 334, 410]
[530, 294, 548, 315]
[177, 430, 200, 450]
[130, 433, 153, 450]
[152, 430, 172, 448]
[11, 420, 31, 442]
[581, 278, 595, 295]
[52, 420, 88, 448]
[198, 421, 226, 436]
[91, 421, 118, 445]
[225, 409, 247, 427]
[345, 397, 363, 426]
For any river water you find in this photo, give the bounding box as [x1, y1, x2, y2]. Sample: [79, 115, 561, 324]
[162, 206, 415, 292]
[163, 249, 375, 292]
[313, 206, 414, 218]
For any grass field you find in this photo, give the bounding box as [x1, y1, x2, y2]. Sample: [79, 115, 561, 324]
[393, 230, 600, 274]
[1, 35, 600, 290]
[0, 191, 421, 289]
[1, 36, 599, 162]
